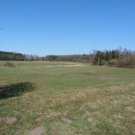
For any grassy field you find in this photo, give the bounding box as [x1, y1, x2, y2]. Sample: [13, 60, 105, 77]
[0, 61, 135, 135]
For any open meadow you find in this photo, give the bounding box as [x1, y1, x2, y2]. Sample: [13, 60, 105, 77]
[0, 61, 135, 135]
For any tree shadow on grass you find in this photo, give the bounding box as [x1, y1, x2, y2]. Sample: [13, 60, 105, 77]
[0, 82, 35, 99]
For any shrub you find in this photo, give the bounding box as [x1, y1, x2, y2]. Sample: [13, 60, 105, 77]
[3, 61, 15, 67]
[119, 56, 135, 68]
[108, 59, 119, 67]
[101, 60, 108, 65]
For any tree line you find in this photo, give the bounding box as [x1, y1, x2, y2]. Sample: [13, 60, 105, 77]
[0, 49, 135, 68]
[0, 51, 44, 61]
[0, 51, 91, 62]
[45, 54, 90, 63]
[93, 49, 135, 68]
[0, 51, 25, 61]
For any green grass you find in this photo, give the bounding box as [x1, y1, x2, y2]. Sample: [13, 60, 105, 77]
[0, 61, 135, 135]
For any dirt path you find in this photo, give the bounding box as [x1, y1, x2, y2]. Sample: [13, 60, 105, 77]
[44, 63, 84, 68]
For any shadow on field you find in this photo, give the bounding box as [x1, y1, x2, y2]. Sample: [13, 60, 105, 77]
[0, 82, 35, 99]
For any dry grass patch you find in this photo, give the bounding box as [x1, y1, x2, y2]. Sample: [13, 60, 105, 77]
[0, 83, 135, 135]
[43, 84, 135, 135]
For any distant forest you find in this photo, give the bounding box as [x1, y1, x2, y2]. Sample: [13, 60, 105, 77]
[0, 48, 135, 68]
[0, 51, 25, 61]
[0, 51, 90, 62]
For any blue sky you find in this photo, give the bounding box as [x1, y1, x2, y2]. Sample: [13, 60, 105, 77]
[0, 0, 135, 56]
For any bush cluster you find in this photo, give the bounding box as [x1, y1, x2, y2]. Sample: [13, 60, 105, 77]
[93, 49, 135, 68]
